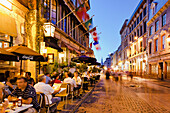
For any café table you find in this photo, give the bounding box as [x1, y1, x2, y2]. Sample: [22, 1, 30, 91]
[5, 102, 33, 113]
[58, 88, 66, 93]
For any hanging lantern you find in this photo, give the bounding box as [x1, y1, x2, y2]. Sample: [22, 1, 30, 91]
[44, 22, 55, 37]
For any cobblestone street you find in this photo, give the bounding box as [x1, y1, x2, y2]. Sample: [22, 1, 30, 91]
[76, 75, 170, 113]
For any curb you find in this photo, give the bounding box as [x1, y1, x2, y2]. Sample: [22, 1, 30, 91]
[70, 80, 101, 113]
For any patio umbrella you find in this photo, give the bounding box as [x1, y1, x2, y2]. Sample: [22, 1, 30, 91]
[5, 45, 45, 74]
[0, 48, 18, 61]
[71, 55, 97, 63]
[89, 61, 101, 66]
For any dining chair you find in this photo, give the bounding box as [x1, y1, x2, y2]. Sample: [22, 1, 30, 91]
[55, 83, 69, 108]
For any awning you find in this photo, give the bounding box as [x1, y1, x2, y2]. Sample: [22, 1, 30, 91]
[61, 42, 73, 51]
[44, 37, 63, 52]
[74, 49, 81, 54]
[0, 12, 17, 37]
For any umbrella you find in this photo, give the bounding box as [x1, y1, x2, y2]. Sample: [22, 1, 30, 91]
[0, 48, 18, 61]
[71, 55, 96, 63]
[89, 61, 101, 66]
[5, 45, 45, 74]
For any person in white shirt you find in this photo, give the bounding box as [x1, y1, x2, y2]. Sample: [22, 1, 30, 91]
[34, 74, 61, 112]
[63, 72, 77, 92]
[72, 71, 82, 98]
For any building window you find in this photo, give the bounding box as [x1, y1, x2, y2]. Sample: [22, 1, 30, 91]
[134, 45, 136, 55]
[42, 0, 51, 20]
[144, 21, 147, 33]
[137, 29, 139, 37]
[149, 26, 153, 36]
[143, 7, 146, 16]
[51, 0, 57, 24]
[137, 17, 139, 24]
[155, 20, 159, 32]
[155, 39, 158, 52]
[140, 41, 143, 52]
[149, 42, 152, 54]
[162, 35, 165, 49]
[140, 13, 142, 21]
[162, 13, 166, 27]
[134, 21, 136, 28]
[140, 25, 143, 36]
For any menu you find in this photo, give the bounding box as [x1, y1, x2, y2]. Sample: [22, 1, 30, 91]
[53, 83, 62, 90]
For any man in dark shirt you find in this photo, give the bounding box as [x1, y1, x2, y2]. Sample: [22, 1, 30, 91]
[8, 77, 39, 113]
[26, 72, 34, 86]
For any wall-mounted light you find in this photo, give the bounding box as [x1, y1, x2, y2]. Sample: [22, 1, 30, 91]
[44, 22, 55, 37]
[134, 36, 138, 40]
[167, 35, 170, 46]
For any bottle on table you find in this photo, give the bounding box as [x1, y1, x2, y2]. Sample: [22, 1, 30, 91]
[17, 97, 22, 107]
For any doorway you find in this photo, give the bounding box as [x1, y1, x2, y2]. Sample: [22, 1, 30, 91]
[159, 62, 163, 80]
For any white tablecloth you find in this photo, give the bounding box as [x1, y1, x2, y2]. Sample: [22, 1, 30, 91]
[6, 103, 33, 113]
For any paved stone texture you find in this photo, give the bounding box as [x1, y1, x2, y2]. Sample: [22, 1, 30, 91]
[75, 75, 170, 113]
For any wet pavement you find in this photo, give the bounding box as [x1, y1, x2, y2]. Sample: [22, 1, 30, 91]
[75, 75, 170, 113]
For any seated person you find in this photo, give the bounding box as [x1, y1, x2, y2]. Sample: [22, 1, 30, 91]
[0, 82, 8, 103]
[8, 77, 40, 113]
[4, 71, 14, 93]
[34, 74, 61, 112]
[25, 72, 34, 86]
[51, 74, 62, 85]
[45, 73, 51, 84]
[63, 72, 77, 92]
[72, 71, 82, 98]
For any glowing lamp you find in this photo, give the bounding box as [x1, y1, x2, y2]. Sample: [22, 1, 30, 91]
[44, 22, 55, 37]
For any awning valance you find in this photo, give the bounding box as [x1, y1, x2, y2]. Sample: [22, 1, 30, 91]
[61, 42, 73, 51]
[0, 12, 17, 37]
[44, 37, 63, 52]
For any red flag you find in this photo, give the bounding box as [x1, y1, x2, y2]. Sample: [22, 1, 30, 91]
[76, 4, 86, 20]
[85, 13, 90, 21]
[90, 27, 98, 42]
[90, 42, 92, 48]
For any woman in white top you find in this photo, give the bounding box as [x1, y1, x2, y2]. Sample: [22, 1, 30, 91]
[72, 71, 82, 98]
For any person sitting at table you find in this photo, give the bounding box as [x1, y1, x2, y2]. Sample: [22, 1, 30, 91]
[8, 77, 40, 113]
[34, 74, 61, 112]
[26, 72, 34, 86]
[0, 82, 8, 103]
[51, 74, 62, 85]
[4, 71, 14, 93]
[45, 73, 51, 84]
[72, 71, 82, 98]
[63, 72, 78, 98]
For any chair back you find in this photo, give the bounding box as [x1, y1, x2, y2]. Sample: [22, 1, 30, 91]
[83, 77, 88, 82]
[36, 92, 46, 113]
[59, 83, 69, 94]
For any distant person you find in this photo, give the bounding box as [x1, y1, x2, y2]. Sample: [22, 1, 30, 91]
[26, 72, 34, 86]
[105, 69, 110, 79]
[72, 71, 82, 98]
[51, 74, 62, 85]
[45, 73, 51, 84]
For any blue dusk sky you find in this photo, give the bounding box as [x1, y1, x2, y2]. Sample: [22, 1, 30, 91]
[88, 0, 140, 62]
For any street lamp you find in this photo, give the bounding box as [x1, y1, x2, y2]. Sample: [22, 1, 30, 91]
[44, 22, 55, 37]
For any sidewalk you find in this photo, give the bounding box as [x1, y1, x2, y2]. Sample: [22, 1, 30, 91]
[133, 76, 170, 88]
[57, 79, 101, 113]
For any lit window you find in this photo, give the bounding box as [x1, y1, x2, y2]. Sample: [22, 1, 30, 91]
[162, 35, 165, 49]
[162, 13, 166, 27]
[149, 26, 153, 36]
[155, 20, 159, 32]
[155, 39, 158, 52]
